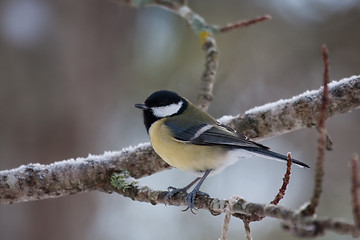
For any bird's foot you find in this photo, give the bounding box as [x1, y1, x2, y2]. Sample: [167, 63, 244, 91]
[165, 186, 210, 214]
[183, 189, 210, 214]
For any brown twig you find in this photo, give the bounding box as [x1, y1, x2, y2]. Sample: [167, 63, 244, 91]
[271, 153, 293, 205]
[217, 14, 271, 33]
[322, 44, 330, 85]
[351, 153, 360, 228]
[231, 153, 292, 225]
[302, 44, 330, 216]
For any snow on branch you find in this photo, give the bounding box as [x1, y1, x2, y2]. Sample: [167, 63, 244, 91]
[0, 143, 168, 204]
[220, 75, 360, 140]
[0, 75, 359, 205]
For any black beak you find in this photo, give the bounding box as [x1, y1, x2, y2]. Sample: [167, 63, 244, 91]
[135, 103, 149, 110]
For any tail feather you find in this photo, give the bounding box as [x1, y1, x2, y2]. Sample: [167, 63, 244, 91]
[245, 147, 310, 168]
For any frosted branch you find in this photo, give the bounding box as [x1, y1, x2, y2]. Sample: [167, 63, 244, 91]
[220, 75, 360, 140]
[0, 76, 359, 204]
[0, 143, 169, 204]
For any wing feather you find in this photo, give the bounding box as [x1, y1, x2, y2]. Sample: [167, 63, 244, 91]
[171, 123, 269, 149]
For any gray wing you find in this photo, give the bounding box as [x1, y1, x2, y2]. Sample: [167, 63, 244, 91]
[169, 123, 269, 149]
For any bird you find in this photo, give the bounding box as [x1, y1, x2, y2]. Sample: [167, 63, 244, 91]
[135, 90, 309, 212]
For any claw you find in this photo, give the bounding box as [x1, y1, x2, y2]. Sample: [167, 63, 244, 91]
[184, 190, 198, 214]
[182, 189, 210, 214]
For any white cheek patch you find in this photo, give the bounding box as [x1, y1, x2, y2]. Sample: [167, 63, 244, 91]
[152, 101, 183, 118]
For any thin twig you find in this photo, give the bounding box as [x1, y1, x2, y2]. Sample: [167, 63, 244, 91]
[322, 44, 330, 89]
[271, 153, 293, 205]
[301, 44, 330, 216]
[243, 219, 252, 240]
[351, 153, 360, 228]
[220, 204, 232, 240]
[235, 153, 293, 222]
[216, 15, 271, 33]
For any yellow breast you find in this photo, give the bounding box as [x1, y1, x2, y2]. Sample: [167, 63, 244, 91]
[149, 119, 227, 174]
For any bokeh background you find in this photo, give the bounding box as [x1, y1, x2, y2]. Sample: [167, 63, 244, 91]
[0, 0, 359, 239]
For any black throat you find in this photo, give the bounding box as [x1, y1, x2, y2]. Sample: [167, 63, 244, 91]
[143, 109, 158, 133]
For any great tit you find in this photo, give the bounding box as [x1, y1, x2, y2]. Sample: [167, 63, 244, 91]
[135, 90, 309, 212]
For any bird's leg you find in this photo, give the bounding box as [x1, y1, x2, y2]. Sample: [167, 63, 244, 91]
[165, 177, 201, 201]
[184, 169, 212, 214]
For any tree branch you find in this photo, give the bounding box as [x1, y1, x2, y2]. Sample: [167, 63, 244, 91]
[71, 174, 360, 237]
[220, 75, 360, 140]
[0, 143, 169, 204]
[1, 76, 359, 204]
[95, 175, 360, 237]
[106, 176, 360, 237]
[115, 0, 270, 112]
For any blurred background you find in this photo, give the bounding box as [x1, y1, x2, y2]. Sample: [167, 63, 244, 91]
[0, 0, 359, 239]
